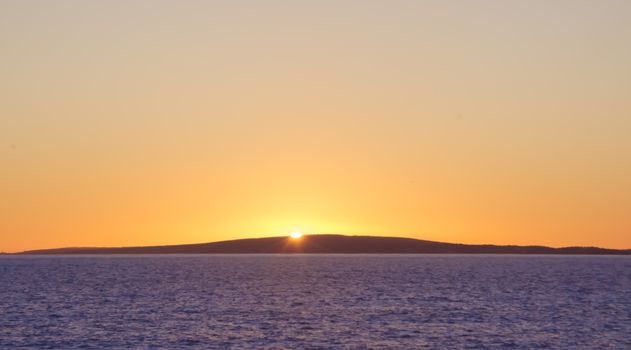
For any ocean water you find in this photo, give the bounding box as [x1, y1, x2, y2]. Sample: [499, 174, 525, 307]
[1, 255, 630, 349]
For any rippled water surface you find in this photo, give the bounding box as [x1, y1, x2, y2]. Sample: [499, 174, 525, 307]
[1, 255, 630, 349]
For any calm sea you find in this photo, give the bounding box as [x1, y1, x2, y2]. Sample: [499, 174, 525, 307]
[1, 255, 630, 349]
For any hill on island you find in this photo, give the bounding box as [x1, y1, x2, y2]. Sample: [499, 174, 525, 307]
[19, 235, 631, 255]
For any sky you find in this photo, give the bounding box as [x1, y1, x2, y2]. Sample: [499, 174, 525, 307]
[1, 0, 631, 252]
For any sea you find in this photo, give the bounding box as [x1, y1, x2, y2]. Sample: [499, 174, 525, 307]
[1, 255, 630, 349]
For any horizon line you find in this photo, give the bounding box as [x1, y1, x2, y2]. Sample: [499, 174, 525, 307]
[8, 234, 631, 255]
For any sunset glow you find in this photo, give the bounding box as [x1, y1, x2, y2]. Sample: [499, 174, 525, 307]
[290, 232, 304, 239]
[1, 1, 631, 253]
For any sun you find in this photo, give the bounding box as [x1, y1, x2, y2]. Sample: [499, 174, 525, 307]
[290, 232, 303, 239]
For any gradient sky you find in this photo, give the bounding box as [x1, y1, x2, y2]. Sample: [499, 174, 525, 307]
[2, 0, 631, 252]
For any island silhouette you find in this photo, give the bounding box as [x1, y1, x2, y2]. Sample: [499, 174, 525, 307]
[18, 235, 631, 255]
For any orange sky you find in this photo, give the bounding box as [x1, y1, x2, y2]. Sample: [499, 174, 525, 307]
[2, 1, 631, 252]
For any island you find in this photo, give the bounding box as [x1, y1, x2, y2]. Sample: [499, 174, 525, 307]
[17, 234, 631, 255]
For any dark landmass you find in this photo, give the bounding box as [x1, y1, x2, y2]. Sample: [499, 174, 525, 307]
[17, 235, 631, 255]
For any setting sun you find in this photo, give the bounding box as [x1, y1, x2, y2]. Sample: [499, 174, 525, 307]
[290, 232, 304, 239]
